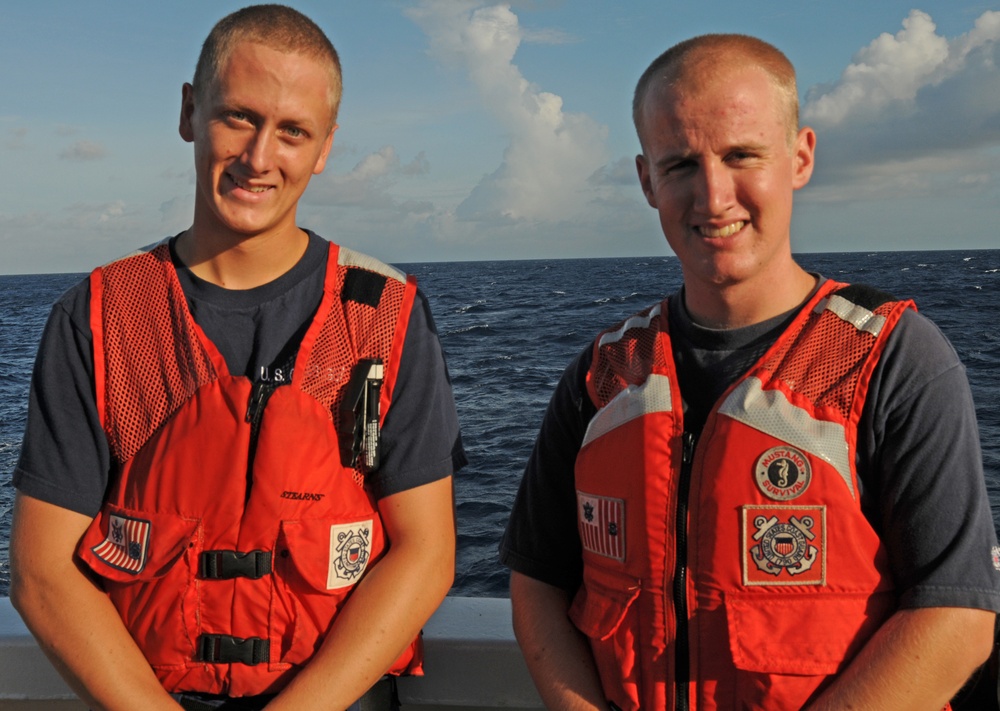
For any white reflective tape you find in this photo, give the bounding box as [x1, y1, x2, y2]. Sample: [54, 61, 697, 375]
[338, 246, 407, 284]
[719, 377, 855, 498]
[816, 294, 886, 337]
[598, 303, 662, 348]
[583, 373, 673, 448]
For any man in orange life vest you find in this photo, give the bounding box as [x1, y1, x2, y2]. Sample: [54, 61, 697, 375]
[500, 34, 1000, 710]
[10, 5, 463, 710]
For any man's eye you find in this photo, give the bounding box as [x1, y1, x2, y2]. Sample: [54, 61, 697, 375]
[664, 160, 695, 175]
[284, 126, 304, 138]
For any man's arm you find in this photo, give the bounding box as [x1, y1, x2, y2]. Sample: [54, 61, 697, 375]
[266, 475, 456, 710]
[9, 493, 183, 711]
[806, 606, 994, 710]
[510, 572, 609, 710]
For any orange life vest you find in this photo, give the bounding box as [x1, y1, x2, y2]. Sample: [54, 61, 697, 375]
[76, 240, 422, 696]
[569, 281, 919, 710]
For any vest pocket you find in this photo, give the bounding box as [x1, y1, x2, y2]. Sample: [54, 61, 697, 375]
[76, 505, 201, 668]
[276, 518, 376, 593]
[569, 564, 643, 710]
[724, 590, 893, 708]
[77, 504, 200, 583]
[272, 519, 378, 665]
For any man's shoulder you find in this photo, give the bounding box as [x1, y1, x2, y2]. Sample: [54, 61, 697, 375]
[98, 238, 172, 270]
[330, 240, 409, 286]
[883, 307, 960, 372]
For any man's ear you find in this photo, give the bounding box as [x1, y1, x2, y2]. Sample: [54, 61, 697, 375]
[636, 154, 657, 208]
[179, 83, 196, 143]
[791, 126, 816, 190]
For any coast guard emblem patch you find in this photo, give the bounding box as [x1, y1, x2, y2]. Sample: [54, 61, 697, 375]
[91, 513, 151, 574]
[328, 520, 373, 589]
[742, 505, 826, 586]
[754, 446, 811, 500]
[576, 491, 625, 562]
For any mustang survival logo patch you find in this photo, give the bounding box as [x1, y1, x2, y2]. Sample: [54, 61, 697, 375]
[754, 446, 812, 500]
[742, 505, 826, 586]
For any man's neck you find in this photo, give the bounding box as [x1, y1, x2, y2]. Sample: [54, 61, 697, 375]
[683, 266, 817, 329]
[174, 226, 310, 290]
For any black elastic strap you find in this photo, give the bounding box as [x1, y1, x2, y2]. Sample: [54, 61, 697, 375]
[196, 634, 270, 665]
[199, 550, 272, 580]
[832, 283, 896, 311]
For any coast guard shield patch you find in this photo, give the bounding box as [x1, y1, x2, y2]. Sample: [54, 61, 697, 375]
[742, 505, 826, 586]
[91, 513, 151, 574]
[328, 520, 373, 589]
[576, 491, 625, 562]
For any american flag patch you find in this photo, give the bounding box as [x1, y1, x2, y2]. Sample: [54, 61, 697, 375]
[91, 513, 151, 574]
[577, 492, 625, 562]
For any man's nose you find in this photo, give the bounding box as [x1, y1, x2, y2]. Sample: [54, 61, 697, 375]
[693, 161, 736, 215]
[243, 130, 275, 173]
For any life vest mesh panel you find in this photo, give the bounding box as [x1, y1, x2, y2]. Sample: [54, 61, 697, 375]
[99, 244, 217, 464]
[591, 304, 672, 408]
[300, 270, 407, 487]
[755, 297, 898, 418]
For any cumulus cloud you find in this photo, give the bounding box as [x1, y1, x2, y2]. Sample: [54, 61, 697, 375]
[305, 145, 434, 217]
[406, 1, 610, 223]
[803, 9, 1000, 201]
[590, 157, 639, 187]
[59, 140, 107, 161]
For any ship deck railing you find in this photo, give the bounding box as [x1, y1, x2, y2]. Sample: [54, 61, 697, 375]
[0, 596, 543, 710]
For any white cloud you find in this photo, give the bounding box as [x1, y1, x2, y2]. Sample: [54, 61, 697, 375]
[406, 1, 611, 223]
[804, 11, 949, 126]
[59, 140, 107, 161]
[308, 145, 408, 209]
[802, 9, 1000, 202]
[590, 157, 638, 187]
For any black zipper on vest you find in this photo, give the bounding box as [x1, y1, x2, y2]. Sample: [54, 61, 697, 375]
[243, 346, 299, 501]
[674, 430, 696, 710]
[245, 380, 280, 501]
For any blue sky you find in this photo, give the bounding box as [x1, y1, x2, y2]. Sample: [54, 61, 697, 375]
[2, 1, 998, 274]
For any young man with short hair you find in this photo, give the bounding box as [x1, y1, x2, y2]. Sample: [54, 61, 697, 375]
[502, 34, 1000, 710]
[11, 6, 463, 710]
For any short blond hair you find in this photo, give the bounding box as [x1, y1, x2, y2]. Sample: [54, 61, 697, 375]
[193, 4, 342, 123]
[633, 34, 799, 149]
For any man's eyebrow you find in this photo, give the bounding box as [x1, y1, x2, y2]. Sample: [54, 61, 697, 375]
[654, 142, 770, 168]
[654, 151, 693, 169]
[725, 141, 769, 154]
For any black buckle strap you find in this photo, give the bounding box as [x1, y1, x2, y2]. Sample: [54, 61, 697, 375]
[196, 634, 270, 665]
[199, 550, 272, 580]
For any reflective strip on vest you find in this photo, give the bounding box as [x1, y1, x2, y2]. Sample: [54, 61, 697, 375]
[718, 376, 855, 498]
[338, 245, 407, 284]
[582, 373, 673, 448]
[597, 303, 662, 348]
[816, 294, 887, 337]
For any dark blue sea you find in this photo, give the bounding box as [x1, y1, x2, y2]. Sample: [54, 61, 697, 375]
[1, 250, 998, 598]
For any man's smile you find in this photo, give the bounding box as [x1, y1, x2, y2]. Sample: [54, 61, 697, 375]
[697, 221, 745, 238]
[228, 174, 271, 194]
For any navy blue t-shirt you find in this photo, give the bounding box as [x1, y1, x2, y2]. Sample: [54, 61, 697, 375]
[500, 282, 1000, 612]
[14, 231, 465, 513]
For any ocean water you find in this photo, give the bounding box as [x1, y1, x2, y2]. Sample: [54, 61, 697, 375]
[1, 249, 998, 597]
